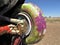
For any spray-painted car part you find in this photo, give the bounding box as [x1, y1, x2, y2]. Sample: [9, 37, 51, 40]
[21, 3, 46, 44]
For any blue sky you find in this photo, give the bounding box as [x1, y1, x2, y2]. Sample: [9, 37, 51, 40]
[25, 0, 60, 17]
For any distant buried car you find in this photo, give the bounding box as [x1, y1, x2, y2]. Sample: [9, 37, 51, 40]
[0, 0, 46, 45]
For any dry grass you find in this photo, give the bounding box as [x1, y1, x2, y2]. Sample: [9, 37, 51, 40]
[46, 17, 60, 22]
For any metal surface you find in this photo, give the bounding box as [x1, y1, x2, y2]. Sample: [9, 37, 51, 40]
[17, 12, 32, 36]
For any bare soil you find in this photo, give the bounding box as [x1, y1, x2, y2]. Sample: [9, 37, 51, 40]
[33, 22, 60, 45]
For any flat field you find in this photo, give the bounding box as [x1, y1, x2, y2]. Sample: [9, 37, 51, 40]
[33, 17, 60, 45]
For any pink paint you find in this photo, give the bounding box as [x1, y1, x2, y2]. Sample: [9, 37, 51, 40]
[35, 15, 46, 33]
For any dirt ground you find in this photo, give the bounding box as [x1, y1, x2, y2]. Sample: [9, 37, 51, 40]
[33, 22, 60, 45]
